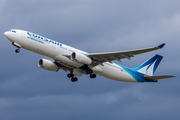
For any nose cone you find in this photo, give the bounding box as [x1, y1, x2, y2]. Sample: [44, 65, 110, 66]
[4, 31, 8, 37]
[4, 31, 10, 38]
[4, 31, 12, 40]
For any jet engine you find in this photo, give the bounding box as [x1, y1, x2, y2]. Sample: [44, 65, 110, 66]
[71, 52, 92, 65]
[38, 59, 59, 72]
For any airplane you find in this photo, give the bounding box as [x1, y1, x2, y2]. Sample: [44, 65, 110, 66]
[4, 29, 175, 82]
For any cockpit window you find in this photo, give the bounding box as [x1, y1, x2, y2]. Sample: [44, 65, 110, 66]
[12, 30, 16, 33]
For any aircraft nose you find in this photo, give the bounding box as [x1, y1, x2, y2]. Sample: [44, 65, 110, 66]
[4, 31, 14, 42]
[4, 31, 12, 40]
[4, 31, 10, 37]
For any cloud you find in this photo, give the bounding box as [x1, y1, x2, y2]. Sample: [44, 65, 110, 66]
[1, 0, 180, 120]
[0, 85, 179, 120]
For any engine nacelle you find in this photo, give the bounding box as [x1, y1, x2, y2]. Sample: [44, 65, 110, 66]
[38, 59, 59, 72]
[71, 52, 92, 65]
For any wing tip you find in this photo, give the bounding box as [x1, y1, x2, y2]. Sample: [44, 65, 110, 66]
[157, 43, 165, 48]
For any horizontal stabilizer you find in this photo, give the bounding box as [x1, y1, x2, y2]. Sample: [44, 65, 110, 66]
[144, 75, 175, 80]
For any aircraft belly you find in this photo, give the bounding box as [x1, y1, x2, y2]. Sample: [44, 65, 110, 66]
[54, 54, 84, 68]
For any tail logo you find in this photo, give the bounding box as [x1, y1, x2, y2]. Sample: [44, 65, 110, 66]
[132, 54, 163, 76]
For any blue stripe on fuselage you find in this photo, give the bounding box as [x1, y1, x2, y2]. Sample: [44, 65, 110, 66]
[113, 62, 157, 82]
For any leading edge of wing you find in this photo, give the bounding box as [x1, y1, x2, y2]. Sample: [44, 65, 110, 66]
[88, 43, 165, 57]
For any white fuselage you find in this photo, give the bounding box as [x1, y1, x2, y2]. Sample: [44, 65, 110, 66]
[4, 29, 137, 82]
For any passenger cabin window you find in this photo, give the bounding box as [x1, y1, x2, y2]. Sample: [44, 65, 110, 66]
[12, 30, 16, 33]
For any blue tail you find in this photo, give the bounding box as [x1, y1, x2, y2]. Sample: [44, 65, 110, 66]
[132, 54, 163, 76]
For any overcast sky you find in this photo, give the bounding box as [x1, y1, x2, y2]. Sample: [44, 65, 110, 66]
[0, 0, 180, 120]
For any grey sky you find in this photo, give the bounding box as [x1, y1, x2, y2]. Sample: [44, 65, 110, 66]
[0, 0, 179, 120]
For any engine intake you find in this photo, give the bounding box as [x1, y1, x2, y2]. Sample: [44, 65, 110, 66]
[71, 52, 92, 65]
[38, 59, 59, 72]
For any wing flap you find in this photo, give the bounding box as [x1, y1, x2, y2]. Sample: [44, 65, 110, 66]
[144, 75, 175, 80]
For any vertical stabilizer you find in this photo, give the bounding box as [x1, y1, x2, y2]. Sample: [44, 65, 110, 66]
[132, 54, 163, 76]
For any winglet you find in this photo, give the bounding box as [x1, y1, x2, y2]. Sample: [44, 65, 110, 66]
[157, 43, 165, 48]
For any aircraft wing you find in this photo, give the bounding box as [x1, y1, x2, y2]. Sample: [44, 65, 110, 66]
[88, 43, 165, 66]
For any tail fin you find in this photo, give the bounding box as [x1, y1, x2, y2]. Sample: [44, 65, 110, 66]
[132, 54, 163, 76]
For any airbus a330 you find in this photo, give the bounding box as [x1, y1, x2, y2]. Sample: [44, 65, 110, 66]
[4, 29, 175, 82]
